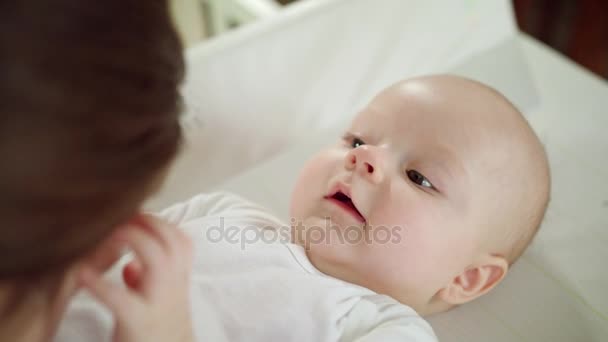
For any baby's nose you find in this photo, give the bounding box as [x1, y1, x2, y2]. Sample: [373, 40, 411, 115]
[345, 146, 384, 184]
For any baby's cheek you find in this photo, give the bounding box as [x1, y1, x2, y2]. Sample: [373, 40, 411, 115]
[289, 151, 336, 218]
[388, 220, 443, 277]
[359, 238, 431, 296]
[401, 227, 472, 290]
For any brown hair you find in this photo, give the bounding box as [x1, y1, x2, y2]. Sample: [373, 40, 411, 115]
[0, 0, 184, 310]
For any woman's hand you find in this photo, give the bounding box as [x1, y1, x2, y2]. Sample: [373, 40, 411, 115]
[79, 215, 195, 342]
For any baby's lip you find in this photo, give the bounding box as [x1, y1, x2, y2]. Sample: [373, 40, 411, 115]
[324, 182, 366, 223]
[326, 181, 352, 198]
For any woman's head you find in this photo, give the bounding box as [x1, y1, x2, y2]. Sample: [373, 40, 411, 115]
[0, 0, 184, 294]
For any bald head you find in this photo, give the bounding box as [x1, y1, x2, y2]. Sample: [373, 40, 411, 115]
[289, 74, 550, 313]
[386, 75, 551, 264]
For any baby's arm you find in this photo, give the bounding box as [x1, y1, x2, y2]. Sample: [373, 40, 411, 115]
[340, 296, 437, 342]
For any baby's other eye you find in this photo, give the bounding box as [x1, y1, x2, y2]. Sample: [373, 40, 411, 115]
[350, 137, 365, 148]
[406, 170, 434, 189]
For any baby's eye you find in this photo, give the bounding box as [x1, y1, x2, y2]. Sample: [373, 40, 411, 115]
[406, 170, 434, 189]
[351, 137, 365, 148]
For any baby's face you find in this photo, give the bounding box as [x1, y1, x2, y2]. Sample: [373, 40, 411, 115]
[290, 79, 509, 312]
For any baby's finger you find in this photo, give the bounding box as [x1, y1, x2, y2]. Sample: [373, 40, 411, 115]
[79, 267, 137, 322]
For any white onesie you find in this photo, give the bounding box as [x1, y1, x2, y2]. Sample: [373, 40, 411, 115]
[56, 192, 437, 342]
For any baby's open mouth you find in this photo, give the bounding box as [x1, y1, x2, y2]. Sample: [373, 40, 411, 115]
[325, 191, 366, 223]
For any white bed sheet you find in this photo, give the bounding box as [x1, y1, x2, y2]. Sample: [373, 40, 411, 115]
[146, 0, 608, 340]
[208, 36, 608, 341]
[147, 0, 534, 209]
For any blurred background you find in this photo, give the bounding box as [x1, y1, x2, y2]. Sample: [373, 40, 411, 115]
[171, 0, 608, 79]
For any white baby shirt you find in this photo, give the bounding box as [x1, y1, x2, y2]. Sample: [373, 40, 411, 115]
[56, 192, 437, 342]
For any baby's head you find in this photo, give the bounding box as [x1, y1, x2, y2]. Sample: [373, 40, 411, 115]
[290, 75, 550, 315]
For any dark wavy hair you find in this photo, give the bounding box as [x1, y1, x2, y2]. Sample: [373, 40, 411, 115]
[0, 0, 184, 314]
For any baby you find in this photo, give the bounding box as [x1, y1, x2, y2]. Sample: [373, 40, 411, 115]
[288, 74, 551, 316]
[65, 75, 550, 341]
[159, 74, 550, 341]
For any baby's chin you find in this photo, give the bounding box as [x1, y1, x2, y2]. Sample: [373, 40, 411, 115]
[293, 220, 361, 268]
[305, 246, 360, 283]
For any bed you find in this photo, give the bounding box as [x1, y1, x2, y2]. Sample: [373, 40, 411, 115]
[146, 0, 608, 340]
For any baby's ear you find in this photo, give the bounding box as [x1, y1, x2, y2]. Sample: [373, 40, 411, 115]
[437, 255, 508, 305]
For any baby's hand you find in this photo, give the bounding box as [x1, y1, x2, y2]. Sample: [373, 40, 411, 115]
[79, 215, 195, 342]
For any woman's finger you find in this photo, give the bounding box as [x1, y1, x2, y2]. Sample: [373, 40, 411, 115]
[135, 214, 194, 270]
[174, 228, 195, 268]
[128, 216, 194, 290]
[84, 228, 128, 273]
[135, 214, 180, 255]
[122, 259, 143, 290]
[152, 219, 193, 272]
[120, 227, 166, 289]
[79, 267, 138, 322]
